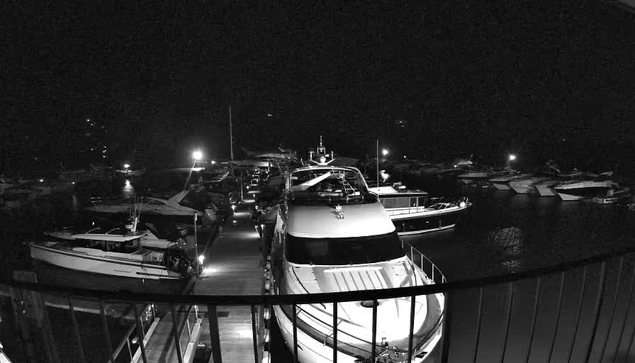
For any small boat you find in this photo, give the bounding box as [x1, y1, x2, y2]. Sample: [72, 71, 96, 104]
[456, 170, 491, 186]
[270, 164, 445, 363]
[592, 186, 631, 205]
[29, 214, 198, 280]
[554, 174, 618, 201]
[370, 183, 471, 235]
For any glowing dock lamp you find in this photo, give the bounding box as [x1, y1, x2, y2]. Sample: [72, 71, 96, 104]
[184, 150, 203, 191]
[123, 163, 130, 169]
[382, 149, 389, 157]
[508, 154, 516, 162]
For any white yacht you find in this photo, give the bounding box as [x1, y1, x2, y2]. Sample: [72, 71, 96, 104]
[369, 183, 471, 235]
[553, 172, 618, 201]
[270, 164, 445, 363]
[29, 217, 197, 280]
[85, 189, 216, 224]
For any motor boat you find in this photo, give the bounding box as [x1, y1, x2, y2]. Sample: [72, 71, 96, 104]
[369, 183, 471, 235]
[592, 186, 631, 205]
[29, 215, 197, 280]
[84, 189, 217, 224]
[270, 164, 445, 363]
[553, 172, 618, 201]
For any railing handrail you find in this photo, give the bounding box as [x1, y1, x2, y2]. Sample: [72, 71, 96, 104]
[3, 243, 635, 305]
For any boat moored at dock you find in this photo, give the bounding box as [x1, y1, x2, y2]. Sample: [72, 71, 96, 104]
[370, 183, 471, 235]
[270, 164, 445, 363]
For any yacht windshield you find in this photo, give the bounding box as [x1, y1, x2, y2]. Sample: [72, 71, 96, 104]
[285, 231, 405, 265]
[289, 168, 376, 205]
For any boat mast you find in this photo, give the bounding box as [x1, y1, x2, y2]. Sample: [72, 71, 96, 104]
[229, 103, 234, 162]
[376, 138, 380, 188]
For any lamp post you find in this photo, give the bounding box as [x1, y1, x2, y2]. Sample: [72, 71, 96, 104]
[184, 150, 203, 191]
[506, 154, 516, 169]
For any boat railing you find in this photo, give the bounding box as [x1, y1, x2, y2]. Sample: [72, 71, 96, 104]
[402, 240, 447, 284]
[3, 245, 635, 363]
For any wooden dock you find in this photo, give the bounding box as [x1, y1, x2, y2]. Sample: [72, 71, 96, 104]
[140, 202, 265, 363]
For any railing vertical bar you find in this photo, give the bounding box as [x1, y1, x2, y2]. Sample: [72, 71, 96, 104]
[99, 300, 116, 363]
[371, 301, 378, 362]
[547, 272, 566, 362]
[626, 313, 635, 363]
[472, 287, 485, 363]
[333, 302, 338, 363]
[207, 304, 223, 363]
[598, 257, 624, 362]
[565, 266, 588, 363]
[583, 261, 608, 363]
[126, 337, 133, 360]
[611, 261, 635, 363]
[251, 305, 259, 363]
[67, 296, 87, 363]
[441, 290, 455, 363]
[293, 304, 298, 363]
[407, 294, 416, 363]
[499, 282, 516, 363]
[432, 263, 435, 282]
[170, 304, 184, 363]
[133, 303, 149, 363]
[524, 277, 542, 363]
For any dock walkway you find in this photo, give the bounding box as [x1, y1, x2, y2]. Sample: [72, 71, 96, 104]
[141, 202, 265, 363]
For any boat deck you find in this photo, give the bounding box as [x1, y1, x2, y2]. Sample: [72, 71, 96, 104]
[141, 202, 264, 363]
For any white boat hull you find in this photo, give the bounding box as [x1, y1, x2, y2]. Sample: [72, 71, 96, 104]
[389, 205, 469, 235]
[273, 296, 443, 363]
[30, 243, 183, 280]
[555, 192, 586, 201]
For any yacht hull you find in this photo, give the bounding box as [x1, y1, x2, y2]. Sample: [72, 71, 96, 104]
[272, 294, 444, 363]
[389, 206, 467, 235]
[29, 243, 183, 280]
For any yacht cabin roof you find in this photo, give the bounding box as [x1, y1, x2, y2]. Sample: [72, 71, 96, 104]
[286, 202, 395, 238]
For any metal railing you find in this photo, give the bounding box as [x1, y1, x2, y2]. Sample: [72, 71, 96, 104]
[2, 245, 635, 363]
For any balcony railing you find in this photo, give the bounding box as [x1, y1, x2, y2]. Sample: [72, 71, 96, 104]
[2, 244, 635, 363]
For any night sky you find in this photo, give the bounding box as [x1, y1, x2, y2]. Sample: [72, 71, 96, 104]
[2, 1, 635, 174]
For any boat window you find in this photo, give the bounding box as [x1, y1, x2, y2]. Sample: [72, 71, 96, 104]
[381, 197, 410, 208]
[285, 231, 405, 265]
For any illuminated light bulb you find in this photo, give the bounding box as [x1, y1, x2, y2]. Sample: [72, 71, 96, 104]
[263, 308, 270, 320]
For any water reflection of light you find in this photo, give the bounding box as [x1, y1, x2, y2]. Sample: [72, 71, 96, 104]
[122, 179, 135, 199]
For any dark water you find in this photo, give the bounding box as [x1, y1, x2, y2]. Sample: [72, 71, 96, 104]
[1, 171, 635, 362]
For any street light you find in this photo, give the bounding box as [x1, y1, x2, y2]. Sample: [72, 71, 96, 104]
[184, 150, 204, 191]
[508, 154, 516, 162]
[382, 149, 389, 157]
